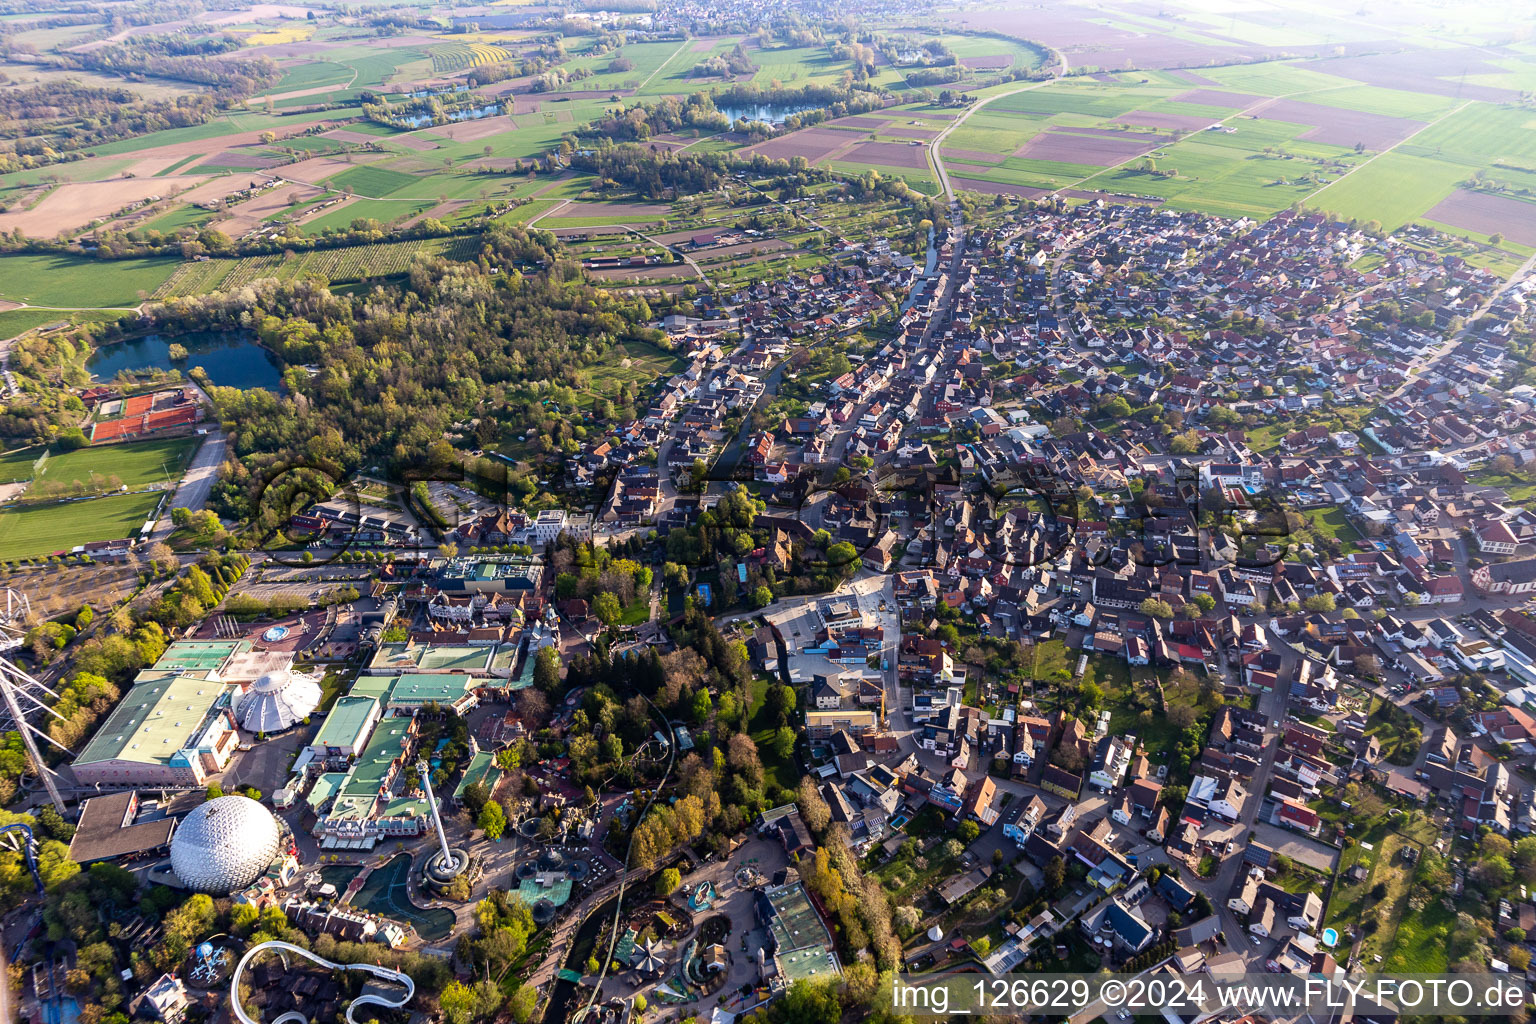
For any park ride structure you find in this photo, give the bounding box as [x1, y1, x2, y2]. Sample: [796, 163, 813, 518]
[0, 655, 72, 813]
[416, 759, 481, 895]
[230, 940, 413, 1024]
[0, 822, 44, 894]
[0, 588, 32, 652]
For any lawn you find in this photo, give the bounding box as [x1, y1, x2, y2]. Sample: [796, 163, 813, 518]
[315, 666, 352, 712]
[36, 437, 198, 491]
[0, 254, 179, 308]
[1308, 506, 1362, 545]
[577, 341, 686, 405]
[1382, 896, 1455, 973]
[748, 675, 797, 795]
[0, 492, 161, 560]
[617, 594, 651, 625]
[1093, 653, 1201, 764]
[1324, 810, 1440, 966]
[1468, 468, 1536, 505]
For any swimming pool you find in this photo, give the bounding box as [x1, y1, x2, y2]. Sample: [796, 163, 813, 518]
[1321, 927, 1339, 947]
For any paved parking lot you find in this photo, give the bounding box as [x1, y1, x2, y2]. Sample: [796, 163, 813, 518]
[1251, 821, 1340, 873]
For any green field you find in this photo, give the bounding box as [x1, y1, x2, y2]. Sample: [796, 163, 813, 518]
[556, 39, 692, 95]
[747, 676, 797, 795]
[0, 491, 161, 560]
[576, 341, 686, 405]
[1308, 152, 1468, 229]
[35, 436, 198, 490]
[137, 203, 215, 235]
[0, 447, 42, 485]
[154, 236, 482, 297]
[326, 164, 423, 198]
[0, 255, 178, 308]
[0, 308, 131, 340]
[266, 59, 352, 93]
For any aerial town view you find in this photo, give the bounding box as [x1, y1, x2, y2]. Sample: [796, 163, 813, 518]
[3, 0, 1536, 1021]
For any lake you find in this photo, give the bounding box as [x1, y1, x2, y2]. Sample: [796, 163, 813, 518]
[717, 102, 821, 125]
[87, 331, 284, 390]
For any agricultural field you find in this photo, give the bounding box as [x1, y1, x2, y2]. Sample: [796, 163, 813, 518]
[430, 42, 512, 74]
[556, 40, 696, 95]
[0, 491, 162, 561]
[0, 0, 1530, 309]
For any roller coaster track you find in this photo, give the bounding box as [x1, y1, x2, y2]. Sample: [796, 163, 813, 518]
[230, 941, 414, 1024]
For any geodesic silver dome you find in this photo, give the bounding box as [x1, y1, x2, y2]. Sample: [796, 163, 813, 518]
[170, 795, 282, 893]
[234, 668, 321, 734]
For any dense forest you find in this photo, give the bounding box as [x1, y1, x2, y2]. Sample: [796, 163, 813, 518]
[107, 224, 685, 530]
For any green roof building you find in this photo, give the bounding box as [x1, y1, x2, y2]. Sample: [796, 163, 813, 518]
[72, 670, 239, 789]
[451, 751, 501, 807]
[367, 643, 493, 677]
[308, 696, 380, 760]
[315, 715, 426, 847]
[151, 639, 250, 675]
[761, 881, 841, 986]
[386, 673, 477, 713]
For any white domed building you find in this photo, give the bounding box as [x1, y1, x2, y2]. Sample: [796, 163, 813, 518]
[234, 666, 321, 734]
[170, 795, 283, 893]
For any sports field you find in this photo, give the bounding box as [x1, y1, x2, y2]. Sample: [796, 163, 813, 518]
[34, 437, 198, 491]
[0, 308, 131, 340]
[0, 448, 42, 485]
[0, 491, 161, 560]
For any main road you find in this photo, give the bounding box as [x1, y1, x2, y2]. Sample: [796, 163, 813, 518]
[147, 428, 227, 542]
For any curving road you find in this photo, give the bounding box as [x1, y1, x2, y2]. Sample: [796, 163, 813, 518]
[231, 940, 414, 1024]
[929, 50, 1070, 203]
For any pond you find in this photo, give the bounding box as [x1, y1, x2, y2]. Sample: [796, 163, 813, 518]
[716, 102, 821, 125]
[351, 854, 456, 942]
[86, 331, 284, 390]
